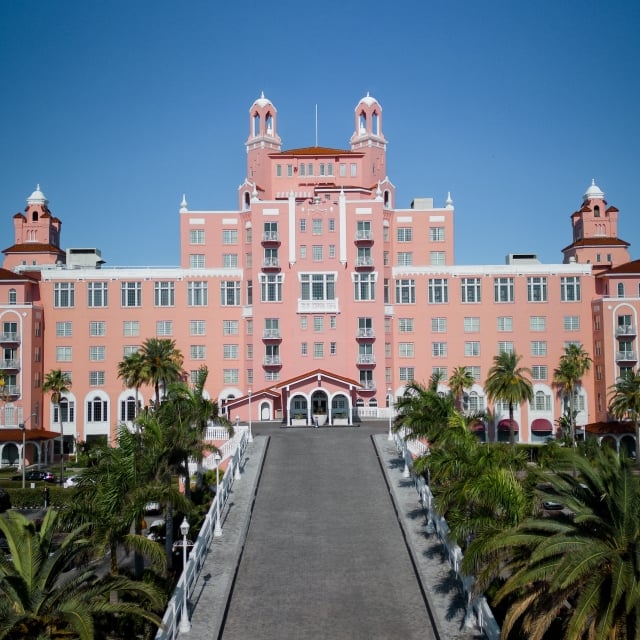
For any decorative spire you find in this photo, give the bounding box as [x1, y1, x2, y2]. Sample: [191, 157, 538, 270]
[27, 184, 48, 206]
[375, 181, 383, 200]
[445, 192, 453, 208]
[179, 194, 188, 213]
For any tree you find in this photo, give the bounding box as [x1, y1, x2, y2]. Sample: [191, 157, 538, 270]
[553, 343, 592, 447]
[0, 509, 164, 639]
[485, 351, 533, 447]
[609, 368, 640, 466]
[448, 366, 475, 412]
[42, 369, 71, 485]
[139, 338, 183, 406]
[117, 351, 147, 417]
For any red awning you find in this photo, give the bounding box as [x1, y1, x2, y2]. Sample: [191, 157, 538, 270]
[498, 418, 519, 432]
[470, 422, 486, 433]
[531, 418, 553, 433]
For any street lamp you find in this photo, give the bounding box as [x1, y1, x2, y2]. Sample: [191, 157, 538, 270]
[387, 388, 393, 441]
[19, 413, 37, 489]
[214, 452, 222, 537]
[178, 516, 191, 633]
[248, 388, 253, 442]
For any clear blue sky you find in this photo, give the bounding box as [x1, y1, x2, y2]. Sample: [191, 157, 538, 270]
[1, 0, 638, 266]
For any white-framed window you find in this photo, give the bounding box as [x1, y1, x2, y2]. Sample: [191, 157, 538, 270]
[561, 276, 581, 301]
[312, 245, 323, 261]
[397, 252, 413, 266]
[466, 366, 481, 382]
[53, 398, 74, 424]
[532, 365, 548, 380]
[188, 281, 208, 306]
[312, 219, 323, 235]
[189, 229, 205, 244]
[89, 371, 105, 386]
[464, 341, 480, 356]
[329, 316, 337, 329]
[54, 282, 75, 308]
[399, 367, 415, 381]
[465, 391, 485, 413]
[220, 281, 240, 306]
[531, 341, 547, 356]
[430, 251, 446, 266]
[246, 344, 253, 360]
[56, 321, 72, 337]
[222, 229, 238, 245]
[301, 342, 308, 356]
[494, 277, 514, 303]
[156, 320, 173, 336]
[497, 316, 513, 332]
[464, 317, 480, 332]
[431, 317, 447, 332]
[222, 320, 238, 335]
[299, 218, 307, 233]
[432, 342, 447, 357]
[397, 227, 413, 242]
[330, 342, 337, 355]
[527, 277, 548, 302]
[300, 316, 308, 330]
[395, 279, 415, 304]
[56, 347, 72, 362]
[87, 394, 107, 418]
[313, 316, 324, 332]
[123, 320, 140, 337]
[432, 366, 448, 380]
[498, 341, 514, 354]
[260, 274, 283, 302]
[530, 316, 546, 331]
[89, 321, 106, 337]
[354, 273, 376, 301]
[223, 369, 239, 384]
[428, 278, 448, 303]
[399, 343, 415, 358]
[154, 281, 175, 307]
[301, 273, 335, 301]
[123, 345, 139, 357]
[89, 346, 105, 361]
[190, 345, 206, 360]
[190, 254, 205, 268]
[429, 227, 444, 242]
[313, 342, 324, 358]
[299, 245, 307, 259]
[190, 320, 206, 336]
[87, 282, 108, 307]
[329, 244, 336, 258]
[461, 278, 481, 303]
[350, 163, 357, 177]
[223, 344, 238, 360]
[399, 318, 414, 333]
[120, 395, 137, 422]
[533, 391, 552, 411]
[564, 316, 580, 331]
[121, 282, 142, 307]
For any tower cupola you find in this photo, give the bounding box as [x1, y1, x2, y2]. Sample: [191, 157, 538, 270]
[246, 92, 281, 149]
[350, 93, 386, 149]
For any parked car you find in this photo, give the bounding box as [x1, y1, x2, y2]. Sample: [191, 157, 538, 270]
[12, 470, 57, 483]
[144, 501, 162, 515]
[63, 475, 81, 488]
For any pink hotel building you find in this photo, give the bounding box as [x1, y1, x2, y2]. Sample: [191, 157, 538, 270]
[1, 92, 639, 464]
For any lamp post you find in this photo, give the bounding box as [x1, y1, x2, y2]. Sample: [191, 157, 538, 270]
[19, 413, 37, 489]
[248, 388, 253, 442]
[214, 452, 222, 537]
[178, 516, 191, 633]
[387, 388, 393, 441]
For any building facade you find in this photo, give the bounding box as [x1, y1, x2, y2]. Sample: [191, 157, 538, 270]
[1, 93, 638, 463]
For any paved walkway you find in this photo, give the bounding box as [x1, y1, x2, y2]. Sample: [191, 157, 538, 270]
[185, 423, 482, 640]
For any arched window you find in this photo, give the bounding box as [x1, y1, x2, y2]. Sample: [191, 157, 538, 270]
[618, 283, 625, 298]
[594, 205, 600, 218]
[384, 190, 391, 208]
[356, 398, 365, 407]
[120, 395, 136, 422]
[253, 113, 260, 136]
[372, 112, 379, 135]
[244, 192, 250, 210]
[54, 399, 75, 424]
[8, 289, 16, 305]
[32, 211, 38, 222]
[368, 398, 378, 407]
[359, 112, 366, 133]
[87, 396, 108, 422]
[265, 113, 273, 134]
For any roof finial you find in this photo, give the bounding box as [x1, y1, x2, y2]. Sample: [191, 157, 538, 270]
[446, 192, 453, 208]
[180, 194, 188, 212]
[261, 91, 265, 99]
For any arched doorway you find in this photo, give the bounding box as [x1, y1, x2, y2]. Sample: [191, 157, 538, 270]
[311, 390, 328, 426]
[260, 401, 271, 421]
[620, 434, 636, 459]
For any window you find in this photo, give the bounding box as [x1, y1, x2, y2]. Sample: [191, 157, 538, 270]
[188, 281, 208, 306]
[223, 345, 238, 360]
[313, 316, 324, 332]
[299, 245, 307, 259]
[301, 342, 308, 356]
[395, 279, 415, 304]
[466, 366, 481, 382]
[359, 370, 374, 388]
[397, 252, 413, 266]
[531, 341, 547, 356]
[220, 281, 240, 306]
[190, 254, 205, 268]
[121, 282, 142, 307]
[399, 367, 415, 381]
[223, 369, 239, 384]
[260, 274, 283, 302]
[263, 248, 278, 267]
[222, 229, 238, 245]
[432, 342, 447, 357]
[312, 245, 323, 261]
[8, 289, 16, 305]
[328, 244, 336, 259]
[190, 320, 206, 336]
[120, 396, 137, 422]
[56, 321, 72, 337]
[494, 277, 514, 302]
[461, 278, 481, 303]
[498, 341, 514, 354]
[464, 317, 480, 332]
[329, 316, 337, 329]
[89, 346, 105, 361]
[87, 282, 108, 307]
[429, 227, 444, 242]
[432, 366, 448, 379]
[123, 345, 139, 357]
[154, 281, 175, 306]
[339, 163, 346, 177]
[87, 321, 105, 338]
[87, 395, 107, 419]
[354, 273, 376, 301]
[156, 320, 173, 336]
[563, 316, 580, 331]
[276, 164, 282, 177]
[530, 316, 546, 331]
[431, 317, 447, 332]
[385, 342, 391, 358]
[53, 399, 74, 424]
[356, 220, 371, 240]
[301, 273, 335, 301]
[263, 221, 278, 241]
[313, 342, 324, 358]
[397, 227, 413, 242]
[399, 343, 415, 358]
[190, 229, 205, 244]
[56, 347, 72, 362]
[246, 344, 253, 360]
[428, 278, 448, 304]
[464, 342, 480, 356]
[430, 252, 446, 266]
[265, 371, 281, 382]
[300, 316, 308, 330]
[532, 365, 548, 380]
[246, 319, 253, 335]
[617, 283, 625, 297]
[312, 219, 323, 235]
[398, 318, 414, 333]
[89, 371, 105, 386]
[527, 277, 548, 302]
[330, 342, 337, 355]
[190, 345, 206, 360]
[123, 320, 139, 337]
[350, 163, 357, 177]
[533, 391, 551, 411]
[561, 277, 581, 301]
[54, 283, 74, 308]
[497, 316, 513, 332]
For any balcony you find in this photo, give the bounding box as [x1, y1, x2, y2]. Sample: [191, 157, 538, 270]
[297, 299, 340, 314]
[354, 230, 373, 243]
[0, 360, 19, 370]
[359, 380, 376, 391]
[616, 351, 638, 362]
[356, 328, 375, 340]
[263, 355, 282, 367]
[262, 329, 282, 340]
[0, 385, 20, 398]
[356, 354, 376, 366]
[616, 325, 637, 337]
[262, 257, 281, 270]
[262, 231, 281, 244]
[0, 332, 20, 343]
[354, 256, 374, 269]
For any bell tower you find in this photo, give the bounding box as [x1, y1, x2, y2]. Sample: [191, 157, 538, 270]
[350, 93, 387, 183]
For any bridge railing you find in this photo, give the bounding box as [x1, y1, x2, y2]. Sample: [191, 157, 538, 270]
[393, 432, 501, 640]
[155, 430, 249, 640]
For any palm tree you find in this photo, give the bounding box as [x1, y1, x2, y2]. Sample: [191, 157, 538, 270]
[139, 338, 183, 407]
[553, 343, 592, 448]
[485, 351, 533, 447]
[42, 369, 71, 485]
[117, 351, 147, 416]
[609, 368, 640, 466]
[448, 366, 475, 412]
[0, 509, 164, 639]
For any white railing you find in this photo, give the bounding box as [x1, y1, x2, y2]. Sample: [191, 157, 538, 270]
[155, 430, 249, 640]
[392, 432, 500, 640]
[203, 425, 234, 442]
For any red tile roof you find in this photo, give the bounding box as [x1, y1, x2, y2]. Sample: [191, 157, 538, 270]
[274, 146, 360, 157]
[599, 259, 640, 275]
[0, 429, 59, 443]
[2, 243, 64, 254]
[585, 421, 634, 435]
[561, 237, 630, 252]
[0, 268, 39, 282]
